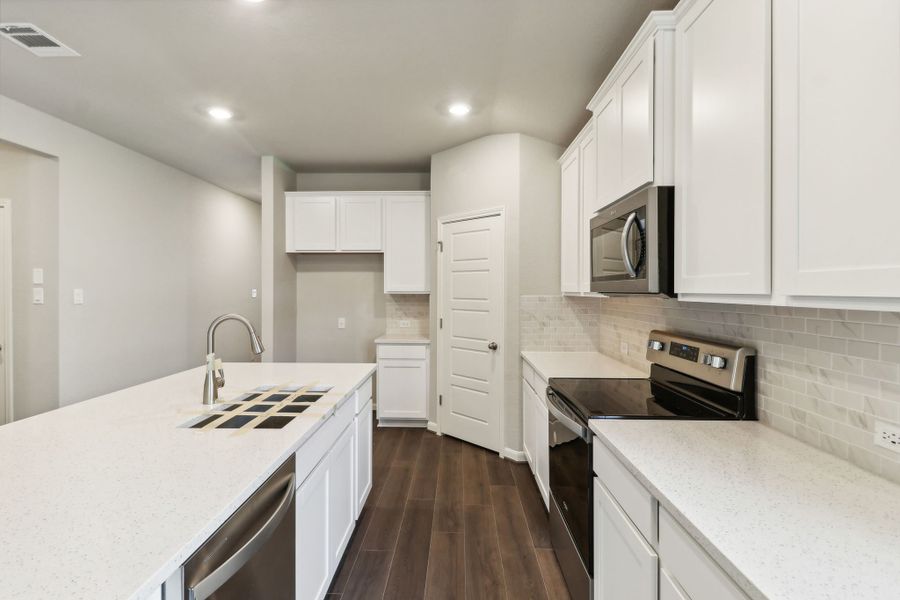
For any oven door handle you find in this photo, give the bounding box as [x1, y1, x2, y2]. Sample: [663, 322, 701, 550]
[188, 471, 296, 600]
[621, 212, 639, 278]
[546, 389, 589, 442]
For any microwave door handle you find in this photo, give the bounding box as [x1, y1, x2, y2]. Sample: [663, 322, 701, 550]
[621, 212, 638, 278]
[188, 472, 296, 600]
[546, 390, 589, 441]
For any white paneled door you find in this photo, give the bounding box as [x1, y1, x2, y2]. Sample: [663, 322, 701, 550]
[438, 212, 504, 452]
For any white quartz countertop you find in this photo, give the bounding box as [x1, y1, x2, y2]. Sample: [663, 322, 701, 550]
[374, 334, 430, 344]
[520, 350, 648, 380]
[589, 420, 900, 600]
[0, 362, 375, 600]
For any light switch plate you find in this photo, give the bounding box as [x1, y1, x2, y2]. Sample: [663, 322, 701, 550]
[73, 288, 84, 305]
[32, 268, 44, 285]
[399, 320, 411, 329]
[32, 287, 44, 305]
[251, 288, 258, 299]
[337, 317, 346, 329]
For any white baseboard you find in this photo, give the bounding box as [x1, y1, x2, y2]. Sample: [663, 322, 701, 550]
[501, 447, 527, 462]
[427, 421, 441, 434]
[377, 418, 428, 428]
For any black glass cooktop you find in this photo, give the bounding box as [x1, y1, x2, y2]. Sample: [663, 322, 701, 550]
[548, 365, 747, 423]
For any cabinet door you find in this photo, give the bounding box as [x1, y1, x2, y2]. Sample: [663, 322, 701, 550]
[661, 568, 691, 600]
[595, 89, 622, 211]
[377, 358, 427, 419]
[619, 35, 655, 198]
[675, 0, 771, 295]
[290, 196, 337, 252]
[296, 458, 330, 600]
[384, 195, 430, 293]
[328, 424, 355, 570]
[560, 150, 581, 293]
[354, 401, 373, 518]
[339, 196, 382, 251]
[579, 124, 598, 292]
[774, 0, 900, 297]
[522, 378, 535, 471]
[593, 479, 658, 600]
[535, 393, 550, 509]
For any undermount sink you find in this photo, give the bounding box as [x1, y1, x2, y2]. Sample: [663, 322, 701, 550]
[180, 383, 333, 430]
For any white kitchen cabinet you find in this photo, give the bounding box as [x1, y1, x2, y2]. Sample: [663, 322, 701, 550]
[384, 194, 431, 293]
[328, 424, 355, 568]
[376, 342, 429, 423]
[287, 195, 337, 252]
[339, 195, 382, 251]
[578, 122, 598, 291]
[588, 13, 675, 211]
[594, 478, 659, 600]
[354, 399, 373, 517]
[296, 455, 330, 600]
[560, 148, 581, 294]
[660, 568, 690, 600]
[534, 389, 549, 508]
[520, 358, 550, 509]
[522, 378, 536, 469]
[773, 0, 900, 298]
[674, 0, 771, 296]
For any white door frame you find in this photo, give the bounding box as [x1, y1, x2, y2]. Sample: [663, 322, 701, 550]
[0, 199, 13, 424]
[436, 206, 506, 452]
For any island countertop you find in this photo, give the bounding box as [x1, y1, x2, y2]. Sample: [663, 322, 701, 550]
[0, 362, 375, 600]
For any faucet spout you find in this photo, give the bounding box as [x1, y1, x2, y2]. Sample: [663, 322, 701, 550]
[202, 313, 265, 404]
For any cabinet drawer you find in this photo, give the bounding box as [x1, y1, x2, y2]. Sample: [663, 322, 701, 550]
[592, 438, 656, 544]
[376, 344, 428, 360]
[522, 359, 536, 391]
[354, 375, 373, 414]
[295, 397, 354, 487]
[658, 508, 749, 600]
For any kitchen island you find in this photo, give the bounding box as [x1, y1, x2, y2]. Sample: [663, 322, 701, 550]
[0, 362, 375, 600]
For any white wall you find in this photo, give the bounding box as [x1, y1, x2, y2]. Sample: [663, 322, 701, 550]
[0, 141, 59, 419]
[261, 156, 298, 362]
[296, 172, 430, 192]
[429, 133, 561, 453]
[0, 95, 261, 407]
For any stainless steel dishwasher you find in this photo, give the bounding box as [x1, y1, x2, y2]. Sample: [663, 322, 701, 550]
[182, 456, 295, 600]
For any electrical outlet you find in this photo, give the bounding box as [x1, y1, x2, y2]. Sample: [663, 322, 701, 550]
[251, 288, 257, 299]
[620, 341, 629, 356]
[337, 317, 346, 329]
[874, 420, 900, 454]
[399, 320, 411, 329]
[73, 288, 84, 305]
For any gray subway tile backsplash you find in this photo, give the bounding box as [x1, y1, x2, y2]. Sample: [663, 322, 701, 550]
[520, 294, 900, 485]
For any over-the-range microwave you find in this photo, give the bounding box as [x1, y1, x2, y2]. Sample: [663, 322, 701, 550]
[589, 186, 674, 296]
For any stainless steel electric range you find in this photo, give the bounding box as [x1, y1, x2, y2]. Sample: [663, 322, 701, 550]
[546, 330, 757, 600]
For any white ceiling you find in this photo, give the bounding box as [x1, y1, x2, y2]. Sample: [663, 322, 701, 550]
[0, 0, 675, 200]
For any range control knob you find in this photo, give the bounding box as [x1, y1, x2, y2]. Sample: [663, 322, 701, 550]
[704, 355, 727, 369]
[647, 340, 664, 351]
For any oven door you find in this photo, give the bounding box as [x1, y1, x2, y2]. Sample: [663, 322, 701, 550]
[547, 388, 592, 600]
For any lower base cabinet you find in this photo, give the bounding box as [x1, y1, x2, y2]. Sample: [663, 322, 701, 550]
[521, 359, 550, 509]
[296, 375, 374, 600]
[376, 342, 429, 422]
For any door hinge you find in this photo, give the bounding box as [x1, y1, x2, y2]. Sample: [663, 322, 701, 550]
[437, 241, 443, 252]
[439, 394, 443, 406]
[439, 318, 443, 329]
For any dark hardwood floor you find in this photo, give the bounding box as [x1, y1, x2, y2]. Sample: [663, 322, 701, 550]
[327, 427, 572, 600]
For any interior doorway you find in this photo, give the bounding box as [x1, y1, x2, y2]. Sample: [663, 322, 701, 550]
[0, 199, 12, 424]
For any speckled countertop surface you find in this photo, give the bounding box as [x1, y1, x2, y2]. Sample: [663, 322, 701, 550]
[521, 350, 648, 381]
[0, 362, 375, 600]
[590, 420, 900, 600]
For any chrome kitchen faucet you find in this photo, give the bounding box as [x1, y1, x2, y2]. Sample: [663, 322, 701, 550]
[202, 313, 265, 404]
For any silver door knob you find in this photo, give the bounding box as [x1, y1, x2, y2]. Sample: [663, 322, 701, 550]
[488, 341, 498, 351]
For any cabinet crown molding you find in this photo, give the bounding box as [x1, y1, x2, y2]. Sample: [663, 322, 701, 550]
[586, 10, 676, 113]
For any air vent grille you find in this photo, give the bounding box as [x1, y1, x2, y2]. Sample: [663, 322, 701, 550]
[0, 22, 79, 57]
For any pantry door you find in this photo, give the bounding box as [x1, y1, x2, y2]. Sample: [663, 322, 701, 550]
[437, 211, 505, 453]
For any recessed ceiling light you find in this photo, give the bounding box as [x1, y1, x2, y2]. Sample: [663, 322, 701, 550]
[207, 106, 234, 121]
[448, 102, 472, 117]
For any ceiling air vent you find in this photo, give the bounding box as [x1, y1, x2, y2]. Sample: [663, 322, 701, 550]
[0, 23, 79, 57]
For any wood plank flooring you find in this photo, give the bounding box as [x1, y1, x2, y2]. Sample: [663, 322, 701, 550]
[328, 427, 571, 600]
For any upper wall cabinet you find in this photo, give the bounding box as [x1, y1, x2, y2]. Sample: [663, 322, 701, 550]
[773, 0, 900, 298]
[674, 0, 771, 296]
[587, 14, 675, 212]
[384, 194, 431, 294]
[286, 194, 382, 252]
[560, 120, 597, 295]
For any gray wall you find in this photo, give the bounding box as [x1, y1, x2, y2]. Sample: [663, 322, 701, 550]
[429, 133, 561, 452]
[291, 172, 430, 362]
[261, 157, 298, 362]
[0, 95, 262, 407]
[0, 141, 60, 420]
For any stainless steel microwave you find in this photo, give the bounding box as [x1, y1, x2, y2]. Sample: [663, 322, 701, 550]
[589, 186, 674, 296]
